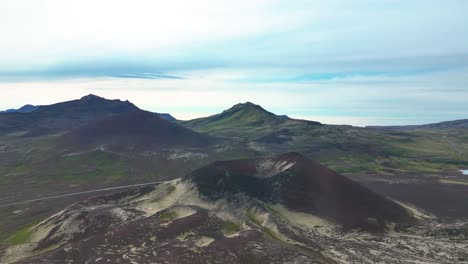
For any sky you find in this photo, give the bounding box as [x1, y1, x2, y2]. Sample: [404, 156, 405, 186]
[1, 0, 467, 126]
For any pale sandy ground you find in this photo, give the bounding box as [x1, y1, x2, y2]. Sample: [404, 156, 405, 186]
[3, 178, 468, 264]
[439, 179, 468, 186]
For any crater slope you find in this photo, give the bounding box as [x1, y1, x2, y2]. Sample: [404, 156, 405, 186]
[190, 152, 413, 231]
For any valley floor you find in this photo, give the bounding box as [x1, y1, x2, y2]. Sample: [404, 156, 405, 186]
[347, 170, 468, 221]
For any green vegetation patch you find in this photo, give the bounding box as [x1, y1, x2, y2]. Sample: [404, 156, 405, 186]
[6, 220, 39, 245]
[159, 211, 177, 220]
[222, 220, 241, 235]
[30, 135, 59, 151]
[52, 150, 127, 183]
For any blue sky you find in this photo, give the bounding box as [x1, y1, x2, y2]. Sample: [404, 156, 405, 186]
[1, 0, 467, 126]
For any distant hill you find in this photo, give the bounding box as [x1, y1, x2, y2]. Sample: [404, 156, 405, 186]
[60, 110, 214, 151]
[0, 104, 39, 113]
[0, 94, 140, 135]
[181, 102, 321, 138]
[367, 119, 468, 130]
[183, 102, 286, 128]
[33, 94, 139, 118]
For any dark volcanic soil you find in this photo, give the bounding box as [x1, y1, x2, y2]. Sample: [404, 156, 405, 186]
[189, 152, 414, 231]
[348, 172, 468, 221]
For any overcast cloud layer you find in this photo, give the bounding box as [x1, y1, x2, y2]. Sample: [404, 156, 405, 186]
[1, 0, 467, 125]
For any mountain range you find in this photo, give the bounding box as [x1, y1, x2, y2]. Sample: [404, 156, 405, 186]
[0, 94, 466, 183]
[0, 104, 39, 113]
[0, 94, 467, 263]
[0, 94, 176, 135]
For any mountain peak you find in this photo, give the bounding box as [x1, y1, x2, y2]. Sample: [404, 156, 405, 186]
[234, 101, 258, 107]
[80, 94, 104, 101]
[181, 102, 298, 137]
[230, 101, 264, 111]
[221, 101, 278, 118]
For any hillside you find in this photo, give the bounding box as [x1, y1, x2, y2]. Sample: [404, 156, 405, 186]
[60, 110, 214, 151]
[156, 112, 177, 121]
[181, 102, 321, 138]
[180, 103, 468, 174]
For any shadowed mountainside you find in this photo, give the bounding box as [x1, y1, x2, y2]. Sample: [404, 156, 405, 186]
[156, 112, 177, 121]
[60, 110, 215, 151]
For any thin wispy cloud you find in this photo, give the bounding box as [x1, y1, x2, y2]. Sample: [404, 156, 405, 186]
[112, 73, 184, 80]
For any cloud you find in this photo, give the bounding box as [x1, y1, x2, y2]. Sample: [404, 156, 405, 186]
[112, 73, 183, 80]
[1, 0, 467, 79]
[0, 58, 186, 81]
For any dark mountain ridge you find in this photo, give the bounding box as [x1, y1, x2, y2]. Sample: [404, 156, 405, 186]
[0, 94, 140, 135]
[35, 94, 137, 113]
[0, 104, 39, 113]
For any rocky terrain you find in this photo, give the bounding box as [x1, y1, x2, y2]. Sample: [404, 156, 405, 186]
[2, 154, 467, 264]
[1, 95, 467, 264]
